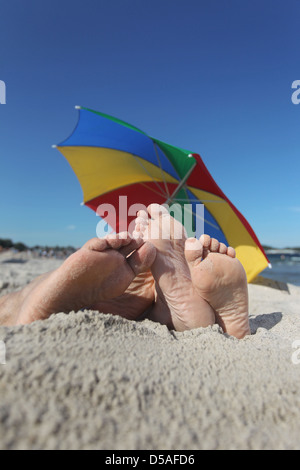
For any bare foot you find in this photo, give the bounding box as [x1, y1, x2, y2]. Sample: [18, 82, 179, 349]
[91, 270, 155, 321]
[134, 204, 216, 331]
[185, 235, 250, 339]
[17, 233, 156, 325]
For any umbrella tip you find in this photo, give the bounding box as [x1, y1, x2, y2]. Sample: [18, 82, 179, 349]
[268, 263, 272, 269]
[52, 144, 57, 149]
[80, 202, 84, 206]
[75, 105, 81, 110]
[188, 154, 193, 158]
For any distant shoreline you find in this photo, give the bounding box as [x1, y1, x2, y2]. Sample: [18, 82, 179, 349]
[265, 249, 300, 256]
[1, 238, 300, 255]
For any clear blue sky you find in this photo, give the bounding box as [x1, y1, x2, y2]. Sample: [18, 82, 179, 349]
[0, 0, 299, 248]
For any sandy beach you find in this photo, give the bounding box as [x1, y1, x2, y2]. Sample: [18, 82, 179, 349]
[0, 251, 300, 450]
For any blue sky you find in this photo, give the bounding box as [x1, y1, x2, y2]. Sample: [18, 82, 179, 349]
[0, 0, 299, 248]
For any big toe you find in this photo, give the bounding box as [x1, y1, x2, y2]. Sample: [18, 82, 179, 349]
[127, 241, 156, 275]
[185, 238, 203, 266]
[147, 203, 169, 219]
[149, 203, 188, 243]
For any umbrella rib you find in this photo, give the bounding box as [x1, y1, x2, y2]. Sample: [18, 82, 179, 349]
[182, 200, 221, 232]
[166, 161, 197, 204]
[153, 142, 170, 197]
[169, 183, 221, 232]
[130, 153, 169, 199]
[173, 198, 226, 203]
[139, 181, 171, 198]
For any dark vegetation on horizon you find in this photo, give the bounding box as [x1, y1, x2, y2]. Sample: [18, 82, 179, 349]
[0, 238, 76, 253]
[1, 238, 299, 253]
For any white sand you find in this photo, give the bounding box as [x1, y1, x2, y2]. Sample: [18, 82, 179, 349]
[0, 252, 300, 450]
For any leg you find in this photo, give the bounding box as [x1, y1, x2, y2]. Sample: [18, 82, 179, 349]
[0, 233, 156, 326]
[91, 270, 156, 321]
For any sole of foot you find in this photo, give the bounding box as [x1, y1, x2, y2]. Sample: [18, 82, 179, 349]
[185, 235, 250, 339]
[134, 204, 216, 332]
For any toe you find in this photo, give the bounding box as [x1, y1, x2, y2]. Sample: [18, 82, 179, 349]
[119, 237, 144, 257]
[227, 246, 236, 258]
[209, 238, 220, 252]
[105, 232, 133, 250]
[132, 229, 142, 240]
[134, 215, 148, 235]
[137, 210, 149, 221]
[127, 241, 156, 275]
[116, 231, 131, 240]
[199, 234, 211, 250]
[135, 216, 149, 226]
[199, 234, 211, 257]
[83, 235, 132, 252]
[105, 232, 146, 256]
[218, 243, 227, 254]
[133, 213, 149, 238]
[82, 237, 109, 252]
[185, 238, 203, 265]
[147, 203, 169, 219]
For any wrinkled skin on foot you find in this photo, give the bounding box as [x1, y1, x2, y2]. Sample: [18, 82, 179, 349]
[133, 204, 215, 331]
[16, 233, 156, 325]
[133, 205, 250, 339]
[185, 235, 250, 339]
[91, 269, 155, 321]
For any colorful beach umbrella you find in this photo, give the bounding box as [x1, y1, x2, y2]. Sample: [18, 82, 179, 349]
[55, 106, 269, 282]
